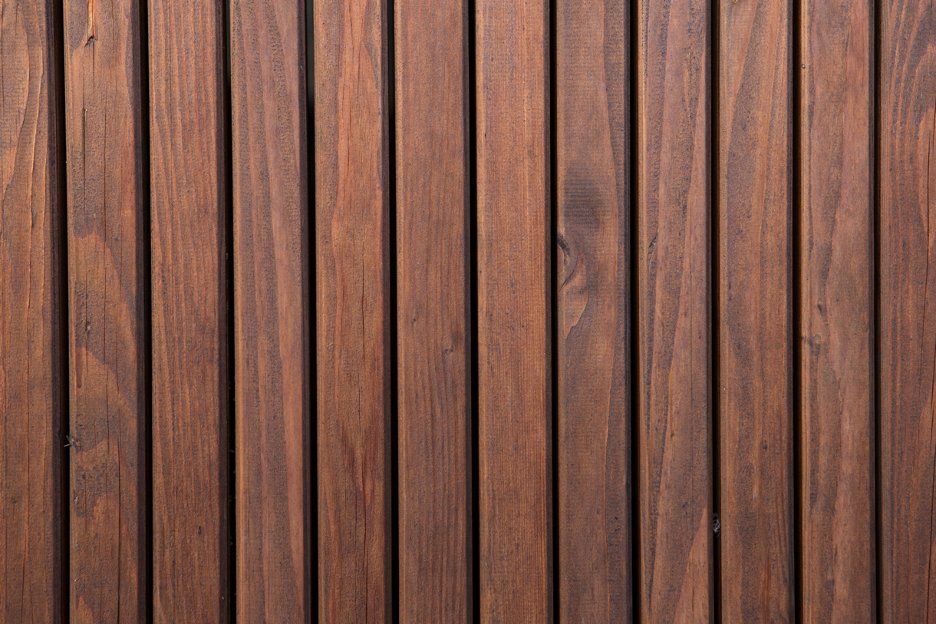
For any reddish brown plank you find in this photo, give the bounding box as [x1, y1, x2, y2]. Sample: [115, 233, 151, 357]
[879, 0, 936, 619]
[476, 0, 551, 618]
[0, 1, 64, 621]
[314, 0, 392, 618]
[395, 0, 471, 617]
[230, 0, 310, 621]
[718, 0, 794, 620]
[63, 0, 148, 619]
[556, 0, 631, 618]
[636, 0, 713, 620]
[799, 0, 874, 620]
[149, 0, 228, 620]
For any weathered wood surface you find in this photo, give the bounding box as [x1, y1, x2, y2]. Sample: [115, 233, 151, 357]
[230, 0, 311, 620]
[149, 0, 228, 620]
[0, 1, 64, 621]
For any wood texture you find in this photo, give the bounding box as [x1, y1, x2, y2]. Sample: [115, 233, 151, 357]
[230, 0, 310, 620]
[879, 0, 936, 619]
[63, 0, 148, 619]
[556, 0, 631, 619]
[149, 0, 228, 620]
[314, 0, 392, 617]
[395, 0, 471, 617]
[476, 0, 551, 618]
[799, 0, 874, 620]
[718, 0, 794, 620]
[636, 0, 713, 620]
[0, 1, 63, 621]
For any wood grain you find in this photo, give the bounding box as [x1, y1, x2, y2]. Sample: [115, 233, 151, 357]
[0, 1, 64, 621]
[879, 0, 936, 619]
[556, 0, 631, 619]
[799, 0, 874, 620]
[476, 0, 551, 618]
[313, 0, 392, 618]
[230, 0, 310, 621]
[636, 0, 713, 620]
[63, 0, 148, 619]
[395, 0, 471, 617]
[148, 0, 228, 620]
[718, 0, 794, 620]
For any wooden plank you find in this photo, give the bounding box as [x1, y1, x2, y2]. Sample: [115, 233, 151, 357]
[879, 0, 936, 618]
[313, 0, 391, 617]
[635, 0, 713, 620]
[476, 0, 551, 618]
[798, 0, 874, 620]
[0, 1, 64, 621]
[556, 0, 631, 619]
[395, 0, 471, 617]
[63, 0, 148, 619]
[230, 0, 310, 620]
[717, 0, 794, 620]
[148, 0, 228, 620]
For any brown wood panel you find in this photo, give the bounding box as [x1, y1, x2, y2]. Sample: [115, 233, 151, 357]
[556, 0, 631, 619]
[149, 0, 228, 620]
[476, 0, 551, 618]
[63, 0, 148, 619]
[0, 1, 64, 621]
[799, 0, 874, 620]
[879, 0, 936, 618]
[636, 0, 713, 620]
[230, 0, 310, 620]
[313, 0, 392, 618]
[395, 0, 471, 618]
[718, 0, 794, 620]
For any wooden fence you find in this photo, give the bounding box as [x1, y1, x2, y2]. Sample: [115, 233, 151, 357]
[0, 0, 933, 621]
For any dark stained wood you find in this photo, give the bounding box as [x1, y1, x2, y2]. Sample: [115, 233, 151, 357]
[63, 0, 148, 620]
[879, 0, 936, 619]
[313, 0, 392, 618]
[718, 0, 794, 620]
[148, 0, 228, 620]
[395, 0, 471, 617]
[799, 0, 874, 620]
[230, 0, 311, 620]
[636, 0, 713, 620]
[476, 0, 551, 618]
[0, 1, 64, 621]
[556, 0, 631, 619]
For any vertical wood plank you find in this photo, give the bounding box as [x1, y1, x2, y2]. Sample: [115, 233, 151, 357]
[476, 0, 551, 618]
[395, 0, 471, 617]
[149, 0, 228, 620]
[313, 0, 392, 617]
[556, 0, 631, 618]
[799, 0, 874, 620]
[230, 0, 310, 620]
[0, 0, 64, 621]
[636, 0, 713, 620]
[63, 0, 148, 618]
[880, 0, 936, 619]
[718, 0, 794, 620]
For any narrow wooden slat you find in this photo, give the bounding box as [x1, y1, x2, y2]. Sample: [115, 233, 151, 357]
[0, 1, 63, 621]
[879, 0, 936, 618]
[63, 0, 148, 619]
[148, 0, 228, 620]
[230, 0, 310, 620]
[395, 0, 471, 616]
[476, 0, 551, 617]
[718, 0, 794, 620]
[799, 0, 874, 619]
[556, 0, 631, 618]
[313, 0, 392, 617]
[636, 0, 713, 620]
